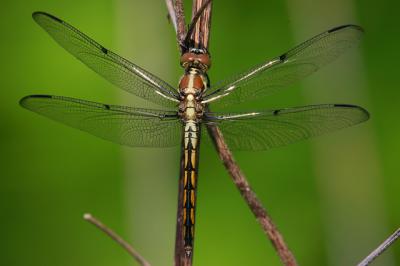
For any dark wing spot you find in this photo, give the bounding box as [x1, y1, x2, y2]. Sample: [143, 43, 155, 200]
[328, 24, 364, 33]
[334, 104, 354, 108]
[101, 46, 108, 54]
[33, 94, 52, 99]
[273, 109, 280, 116]
[279, 53, 287, 61]
[47, 13, 63, 23]
[103, 104, 111, 110]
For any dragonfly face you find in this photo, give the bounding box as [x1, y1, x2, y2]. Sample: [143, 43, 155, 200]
[20, 12, 370, 257]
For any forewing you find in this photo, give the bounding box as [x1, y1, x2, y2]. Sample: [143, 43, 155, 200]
[204, 104, 369, 151]
[203, 25, 363, 106]
[20, 95, 181, 147]
[33, 12, 179, 108]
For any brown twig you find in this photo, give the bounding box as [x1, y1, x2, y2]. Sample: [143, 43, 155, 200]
[184, 0, 212, 48]
[206, 126, 298, 266]
[165, 0, 178, 33]
[174, 0, 188, 52]
[357, 228, 400, 266]
[83, 213, 151, 266]
[189, 0, 212, 50]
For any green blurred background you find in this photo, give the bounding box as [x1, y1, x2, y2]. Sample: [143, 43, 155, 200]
[1, 0, 399, 265]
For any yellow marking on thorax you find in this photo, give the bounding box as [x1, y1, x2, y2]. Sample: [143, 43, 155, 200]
[188, 71, 194, 89]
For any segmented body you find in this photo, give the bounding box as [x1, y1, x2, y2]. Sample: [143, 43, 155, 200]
[181, 119, 200, 256]
[178, 51, 210, 256]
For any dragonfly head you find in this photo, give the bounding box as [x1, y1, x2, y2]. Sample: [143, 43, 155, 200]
[180, 50, 211, 72]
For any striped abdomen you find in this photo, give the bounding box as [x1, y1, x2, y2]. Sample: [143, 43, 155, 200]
[181, 120, 200, 256]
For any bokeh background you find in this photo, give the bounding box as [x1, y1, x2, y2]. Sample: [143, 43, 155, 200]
[1, 0, 399, 265]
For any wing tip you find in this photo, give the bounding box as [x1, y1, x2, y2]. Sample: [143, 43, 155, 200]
[32, 11, 63, 24]
[334, 104, 370, 122]
[19, 94, 53, 107]
[328, 24, 365, 34]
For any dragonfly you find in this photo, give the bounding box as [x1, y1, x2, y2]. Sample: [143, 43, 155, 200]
[20, 12, 369, 256]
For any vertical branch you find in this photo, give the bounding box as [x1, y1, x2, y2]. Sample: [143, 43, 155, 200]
[165, 0, 187, 52]
[175, 0, 187, 52]
[165, 0, 178, 33]
[189, 0, 212, 50]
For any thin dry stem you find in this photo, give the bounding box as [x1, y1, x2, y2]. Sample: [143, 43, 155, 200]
[185, 0, 212, 47]
[206, 125, 298, 266]
[189, 0, 212, 50]
[165, 0, 178, 32]
[174, 0, 187, 52]
[83, 213, 151, 266]
[357, 228, 400, 266]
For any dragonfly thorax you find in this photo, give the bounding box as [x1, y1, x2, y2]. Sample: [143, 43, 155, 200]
[179, 68, 207, 93]
[178, 68, 207, 121]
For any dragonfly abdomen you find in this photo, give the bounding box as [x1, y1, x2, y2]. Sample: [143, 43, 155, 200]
[182, 120, 200, 256]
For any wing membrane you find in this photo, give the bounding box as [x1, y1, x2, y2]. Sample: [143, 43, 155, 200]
[204, 104, 369, 150]
[20, 95, 181, 147]
[203, 25, 363, 106]
[33, 12, 179, 108]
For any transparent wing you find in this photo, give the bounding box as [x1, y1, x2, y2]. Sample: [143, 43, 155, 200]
[33, 12, 179, 108]
[20, 95, 181, 147]
[203, 25, 363, 107]
[204, 104, 369, 151]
